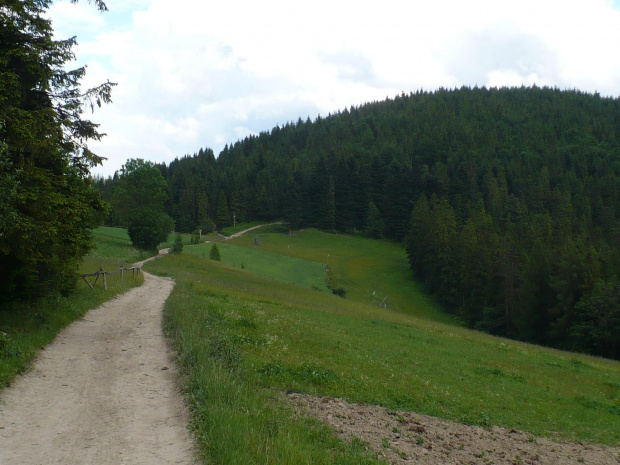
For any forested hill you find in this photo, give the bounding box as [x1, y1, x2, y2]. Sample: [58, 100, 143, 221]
[97, 86, 620, 358]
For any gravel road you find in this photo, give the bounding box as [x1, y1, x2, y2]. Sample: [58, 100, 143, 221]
[0, 269, 196, 465]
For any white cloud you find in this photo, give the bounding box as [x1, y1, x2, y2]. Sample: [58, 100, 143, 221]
[47, 0, 620, 176]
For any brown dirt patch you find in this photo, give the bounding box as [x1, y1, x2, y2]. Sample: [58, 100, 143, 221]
[287, 393, 620, 465]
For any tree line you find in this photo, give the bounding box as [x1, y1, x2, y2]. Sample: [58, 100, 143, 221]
[96, 86, 620, 359]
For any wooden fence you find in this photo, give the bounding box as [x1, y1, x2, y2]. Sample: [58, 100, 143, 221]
[79, 265, 141, 291]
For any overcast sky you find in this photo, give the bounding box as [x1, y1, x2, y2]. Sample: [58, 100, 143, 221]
[48, 0, 620, 176]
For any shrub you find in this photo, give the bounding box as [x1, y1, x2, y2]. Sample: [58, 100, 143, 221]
[171, 234, 184, 253]
[331, 286, 347, 298]
[191, 230, 201, 244]
[199, 217, 216, 234]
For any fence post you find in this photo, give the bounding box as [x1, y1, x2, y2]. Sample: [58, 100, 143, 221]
[103, 270, 107, 290]
[120, 266, 124, 282]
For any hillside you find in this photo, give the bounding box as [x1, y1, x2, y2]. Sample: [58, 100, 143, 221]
[96, 86, 620, 359]
[142, 226, 620, 463]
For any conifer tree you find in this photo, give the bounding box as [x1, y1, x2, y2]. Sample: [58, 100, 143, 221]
[0, 0, 114, 297]
[209, 243, 221, 261]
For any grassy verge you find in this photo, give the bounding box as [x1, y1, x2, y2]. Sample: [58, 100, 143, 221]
[164, 284, 384, 464]
[0, 227, 144, 391]
[144, 244, 620, 450]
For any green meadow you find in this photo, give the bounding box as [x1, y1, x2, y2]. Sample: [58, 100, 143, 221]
[185, 241, 329, 293]
[85, 226, 158, 264]
[143, 225, 620, 463]
[0, 226, 144, 390]
[225, 225, 455, 324]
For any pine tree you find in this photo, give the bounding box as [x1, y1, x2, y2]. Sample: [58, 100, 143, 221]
[209, 243, 221, 261]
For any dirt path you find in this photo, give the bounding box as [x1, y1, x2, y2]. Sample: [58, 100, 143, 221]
[289, 393, 620, 465]
[0, 264, 195, 464]
[223, 221, 284, 239]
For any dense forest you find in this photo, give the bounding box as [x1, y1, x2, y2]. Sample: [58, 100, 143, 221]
[96, 86, 620, 359]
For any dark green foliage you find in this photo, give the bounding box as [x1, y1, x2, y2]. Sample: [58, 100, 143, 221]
[199, 217, 215, 234]
[127, 213, 174, 251]
[0, 0, 113, 299]
[171, 234, 184, 254]
[569, 279, 620, 359]
[210, 243, 221, 261]
[331, 286, 347, 298]
[112, 159, 173, 251]
[216, 189, 230, 228]
[153, 148, 216, 233]
[365, 202, 386, 238]
[191, 230, 200, 244]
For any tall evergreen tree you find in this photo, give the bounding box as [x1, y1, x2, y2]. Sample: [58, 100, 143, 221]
[0, 0, 113, 297]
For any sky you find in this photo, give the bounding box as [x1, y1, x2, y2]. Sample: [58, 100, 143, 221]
[48, 0, 620, 176]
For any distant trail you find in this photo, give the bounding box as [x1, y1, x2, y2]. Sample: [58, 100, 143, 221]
[0, 252, 196, 465]
[222, 221, 284, 239]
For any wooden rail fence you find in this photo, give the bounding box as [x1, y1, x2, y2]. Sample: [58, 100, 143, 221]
[79, 265, 141, 291]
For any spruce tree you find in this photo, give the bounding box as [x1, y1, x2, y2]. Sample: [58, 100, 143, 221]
[0, 0, 114, 297]
[209, 243, 221, 261]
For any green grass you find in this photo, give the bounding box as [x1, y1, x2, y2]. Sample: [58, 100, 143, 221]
[154, 258, 385, 464]
[91, 226, 206, 257]
[185, 241, 329, 293]
[0, 227, 144, 391]
[144, 232, 620, 453]
[88, 226, 155, 264]
[226, 226, 455, 324]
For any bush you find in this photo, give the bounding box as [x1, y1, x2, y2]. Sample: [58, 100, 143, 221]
[127, 212, 174, 251]
[191, 230, 201, 244]
[331, 286, 347, 298]
[199, 217, 215, 234]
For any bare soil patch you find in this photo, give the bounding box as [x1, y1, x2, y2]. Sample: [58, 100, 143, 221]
[288, 393, 620, 465]
[0, 270, 195, 465]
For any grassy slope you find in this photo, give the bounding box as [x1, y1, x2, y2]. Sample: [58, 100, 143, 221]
[144, 226, 620, 451]
[185, 241, 329, 293]
[226, 225, 455, 324]
[0, 226, 144, 390]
